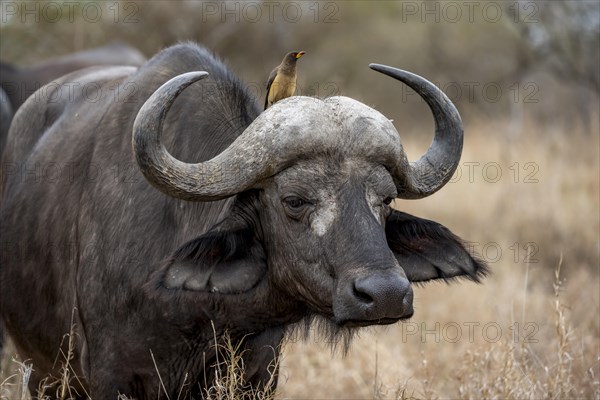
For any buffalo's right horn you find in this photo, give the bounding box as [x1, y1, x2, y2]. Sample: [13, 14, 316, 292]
[132, 71, 298, 201]
[133, 72, 277, 201]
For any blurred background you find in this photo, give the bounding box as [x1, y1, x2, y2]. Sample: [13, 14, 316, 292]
[1, 1, 598, 398]
[1, 0, 598, 132]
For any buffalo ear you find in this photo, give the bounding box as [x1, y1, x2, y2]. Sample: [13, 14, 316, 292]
[386, 210, 488, 283]
[156, 217, 266, 294]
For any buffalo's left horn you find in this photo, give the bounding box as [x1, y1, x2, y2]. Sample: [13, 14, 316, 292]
[369, 64, 463, 199]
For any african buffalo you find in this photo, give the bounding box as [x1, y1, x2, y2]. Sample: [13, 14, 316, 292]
[0, 43, 486, 398]
[0, 42, 146, 156]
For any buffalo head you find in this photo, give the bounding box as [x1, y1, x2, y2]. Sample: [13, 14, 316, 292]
[133, 65, 485, 331]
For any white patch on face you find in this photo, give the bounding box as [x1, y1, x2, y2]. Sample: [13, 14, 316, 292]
[365, 189, 381, 220]
[311, 192, 338, 237]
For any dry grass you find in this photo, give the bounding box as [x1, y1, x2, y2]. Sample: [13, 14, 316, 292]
[0, 326, 279, 400]
[1, 115, 599, 399]
[201, 324, 279, 400]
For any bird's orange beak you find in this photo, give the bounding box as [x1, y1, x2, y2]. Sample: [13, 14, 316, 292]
[295, 51, 306, 59]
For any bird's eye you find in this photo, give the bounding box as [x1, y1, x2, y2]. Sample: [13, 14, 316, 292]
[383, 197, 394, 206]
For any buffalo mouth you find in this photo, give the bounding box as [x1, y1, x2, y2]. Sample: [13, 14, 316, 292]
[339, 315, 411, 328]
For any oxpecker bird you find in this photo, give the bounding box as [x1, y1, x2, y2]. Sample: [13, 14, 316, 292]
[264, 51, 305, 110]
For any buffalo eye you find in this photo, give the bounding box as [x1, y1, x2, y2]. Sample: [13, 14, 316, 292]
[380, 196, 396, 220]
[286, 197, 305, 208]
[282, 196, 311, 220]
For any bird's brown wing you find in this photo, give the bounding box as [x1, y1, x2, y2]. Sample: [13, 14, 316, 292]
[264, 67, 278, 110]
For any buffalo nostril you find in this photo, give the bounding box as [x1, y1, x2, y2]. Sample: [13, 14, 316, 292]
[352, 282, 374, 304]
[349, 274, 413, 320]
[334, 273, 414, 324]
